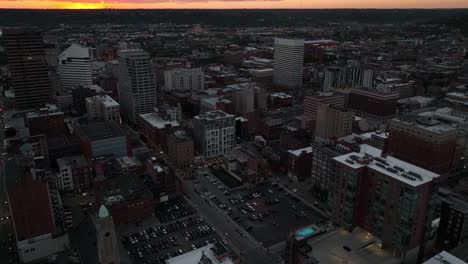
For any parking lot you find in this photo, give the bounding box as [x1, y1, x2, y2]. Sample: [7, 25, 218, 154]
[154, 197, 195, 223]
[122, 197, 228, 264]
[195, 173, 328, 248]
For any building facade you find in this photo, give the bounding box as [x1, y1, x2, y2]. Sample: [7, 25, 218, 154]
[85, 95, 120, 123]
[118, 50, 157, 125]
[348, 88, 399, 118]
[315, 105, 353, 142]
[331, 144, 439, 255]
[193, 110, 236, 158]
[273, 38, 304, 89]
[4, 29, 52, 109]
[303, 93, 345, 120]
[57, 155, 91, 191]
[58, 44, 92, 91]
[164, 67, 204, 91]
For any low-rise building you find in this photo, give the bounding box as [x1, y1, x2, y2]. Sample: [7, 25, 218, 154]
[56, 155, 90, 191]
[85, 94, 120, 123]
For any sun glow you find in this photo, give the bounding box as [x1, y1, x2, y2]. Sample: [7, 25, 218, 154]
[60, 1, 106, 9]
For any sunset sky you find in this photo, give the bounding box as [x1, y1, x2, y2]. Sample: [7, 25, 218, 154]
[0, 0, 467, 10]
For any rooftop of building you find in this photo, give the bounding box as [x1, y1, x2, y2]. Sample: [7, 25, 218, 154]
[100, 174, 153, 207]
[423, 251, 467, 264]
[195, 110, 234, 121]
[26, 104, 63, 119]
[288, 146, 313, 157]
[140, 113, 180, 129]
[166, 243, 233, 264]
[56, 155, 88, 169]
[333, 144, 440, 187]
[270, 92, 292, 99]
[75, 120, 125, 142]
[201, 97, 232, 107]
[360, 131, 389, 139]
[58, 43, 90, 60]
[392, 117, 457, 134]
[305, 39, 338, 44]
[86, 94, 119, 107]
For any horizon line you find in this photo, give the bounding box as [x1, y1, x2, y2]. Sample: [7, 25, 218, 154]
[1, 7, 468, 10]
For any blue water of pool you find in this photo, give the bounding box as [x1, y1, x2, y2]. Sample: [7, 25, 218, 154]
[296, 227, 315, 237]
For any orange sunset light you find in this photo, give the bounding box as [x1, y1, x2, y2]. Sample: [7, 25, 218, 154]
[0, 0, 468, 9]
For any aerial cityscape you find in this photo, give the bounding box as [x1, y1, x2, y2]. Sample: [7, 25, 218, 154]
[0, 6, 468, 264]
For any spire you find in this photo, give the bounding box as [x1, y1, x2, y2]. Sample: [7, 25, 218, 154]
[98, 205, 109, 218]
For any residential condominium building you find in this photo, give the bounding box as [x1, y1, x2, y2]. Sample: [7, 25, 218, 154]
[193, 110, 236, 158]
[164, 67, 204, 91]
[386, 118, 463, 175]
[85, 95, 120, 123]
[3, 29, 52, 109]
[118, 50, 157, 125]
[273, 38, 304, 89]
[331, 144, 440, 256]
[58, 43, 92, 91]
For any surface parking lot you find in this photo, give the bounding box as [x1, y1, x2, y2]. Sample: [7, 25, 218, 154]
[123, 216, 224, 264]
[154, 197, 196, 223]
[195, 173, 328, 248]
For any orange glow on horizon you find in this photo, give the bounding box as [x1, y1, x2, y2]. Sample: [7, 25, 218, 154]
[0, 0, 467, 10]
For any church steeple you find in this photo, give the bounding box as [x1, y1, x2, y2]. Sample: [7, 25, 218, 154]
[95, 204, 120, 264]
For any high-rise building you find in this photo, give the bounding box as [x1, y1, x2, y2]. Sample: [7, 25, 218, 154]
[95, 205, 120, 264]
[273, 38, 304, 89]
[323, 66, 375, 91]
[164, 67, 204, 91]
[193, 110, 236, 158]
[331, 144, 440, 255]
[3, 29, 52, 109]
[85, 95, 120, 123]
[387, 118, 463, 175]
[315, 105, 353, 142]
[58, 44, 92, 91]
[303, 93, 345, 120]
[118, 50, 157, 125]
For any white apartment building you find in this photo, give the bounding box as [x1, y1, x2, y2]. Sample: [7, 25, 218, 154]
[164, 67, 204, 91]
[273, 38, 304, 89]
[118, 50, 157, 125]
[193, 110, 236, 158]
[85, 95, 120, 123]
[58, 44, 92, 91]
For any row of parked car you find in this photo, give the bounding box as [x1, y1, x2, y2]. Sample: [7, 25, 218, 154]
[155, 197, 195, 223]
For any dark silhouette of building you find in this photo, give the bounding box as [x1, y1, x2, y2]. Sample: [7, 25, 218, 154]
[3, 29, 51, 109]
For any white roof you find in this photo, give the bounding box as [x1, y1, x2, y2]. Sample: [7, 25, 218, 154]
[288, 146, 313, 157]
[423, 251, 467, 264]
[59, 43, 90, 60]
[166, 244, 233, 264]
[140, 113, 179, 129]
[333, 144, 439, 187]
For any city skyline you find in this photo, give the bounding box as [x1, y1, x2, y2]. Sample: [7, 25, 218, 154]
[0, 0, 468, 9]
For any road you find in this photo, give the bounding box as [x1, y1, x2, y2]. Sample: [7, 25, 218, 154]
[182, 176, 283, 264]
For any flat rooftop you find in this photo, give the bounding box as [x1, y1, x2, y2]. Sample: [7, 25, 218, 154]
[333, 144, 440, 187]
[288, 146, 313, 157]
[166, 244, 233, 264]
[101, 174, 153, 206]
[306, 227, 401, 264]
[195, 110, 234, 121]
[56, 155, 88, 169]
[76, 121, 125, 142]
[140, 113, 180, 129]
[423, 251, 467, 264]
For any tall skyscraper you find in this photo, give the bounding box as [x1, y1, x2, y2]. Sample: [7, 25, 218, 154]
[118, 50, 157, 125]
[273, 38, 304, 89]
[3, 29, 52, 109]
[95, 205, 120, 264]
[58, 43, 92, 91]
